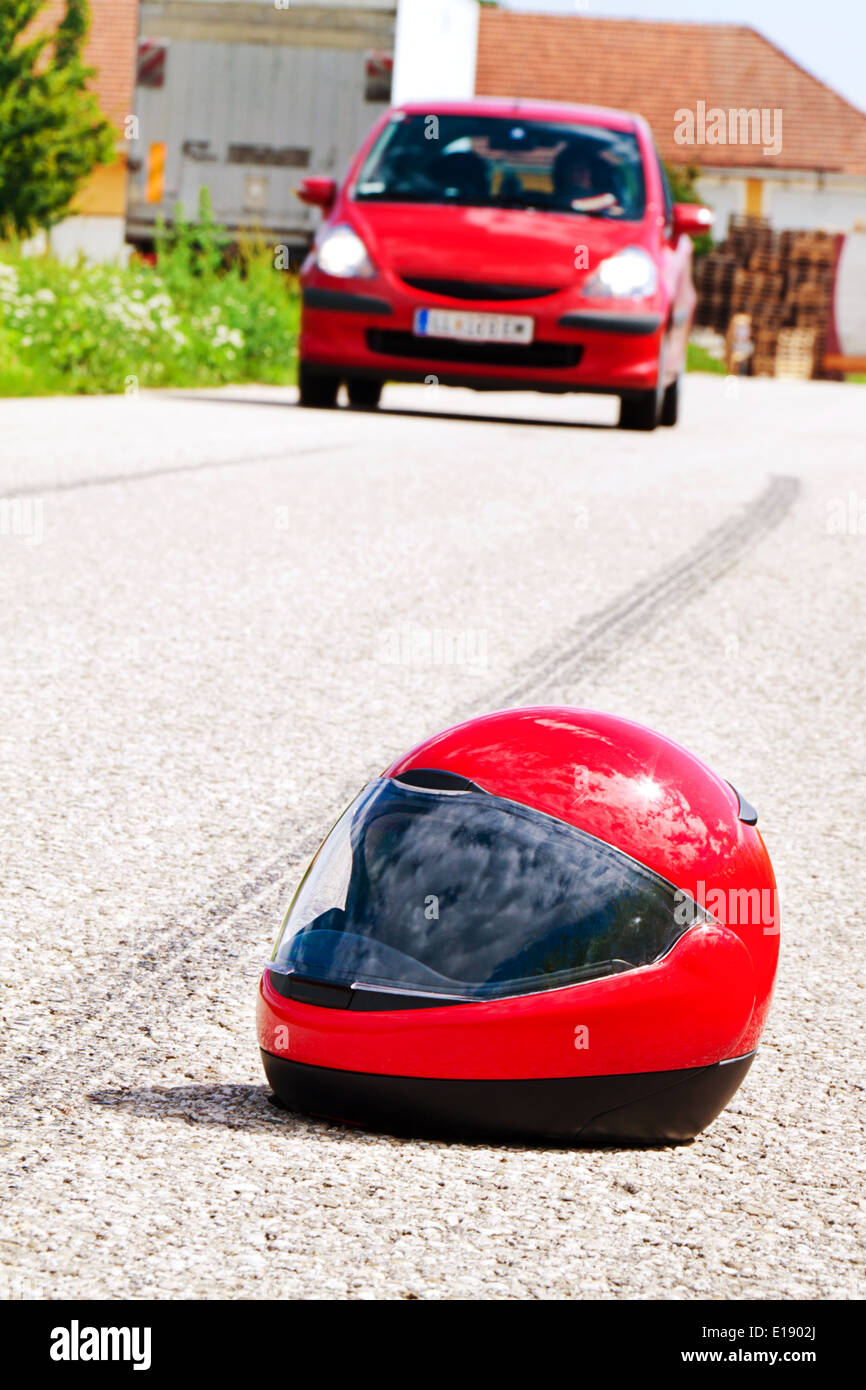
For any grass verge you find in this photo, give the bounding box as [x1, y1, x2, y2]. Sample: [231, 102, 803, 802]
[0, 206, 299, 397]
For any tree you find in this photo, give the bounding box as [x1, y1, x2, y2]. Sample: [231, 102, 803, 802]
[663, 159, 703, 205]
[0, 0, 115, 239]
[664, 159, 714, 257]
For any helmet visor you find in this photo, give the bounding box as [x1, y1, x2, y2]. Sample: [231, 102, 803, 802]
[271, 777, 699, 1003]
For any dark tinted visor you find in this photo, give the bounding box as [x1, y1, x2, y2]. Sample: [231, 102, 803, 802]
[271, 777, 699, 1003]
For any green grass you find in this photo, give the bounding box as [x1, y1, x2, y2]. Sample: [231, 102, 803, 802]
[0, 213, 300, 397]
[686, 341, 726, 375]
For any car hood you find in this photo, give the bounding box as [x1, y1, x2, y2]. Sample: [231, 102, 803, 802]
[345, 201, 651, 288]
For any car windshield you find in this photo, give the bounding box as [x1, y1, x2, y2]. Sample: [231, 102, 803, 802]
[271, 777, 700, 1002]
[353, 113, 646, 220]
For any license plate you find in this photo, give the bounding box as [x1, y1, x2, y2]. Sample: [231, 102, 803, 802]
[413, 308, 535, 345]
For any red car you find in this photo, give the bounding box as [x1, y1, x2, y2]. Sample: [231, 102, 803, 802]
[296, 98, 712, 430]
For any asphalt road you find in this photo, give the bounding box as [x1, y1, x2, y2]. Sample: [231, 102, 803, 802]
[1, 375, 864, 1299]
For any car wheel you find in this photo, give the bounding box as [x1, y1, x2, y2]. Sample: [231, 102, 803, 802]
[298, 363, 339, 409]
[347, 377, 383, 410]
[660, 373, 680, 427]
[618, 391, 659, 431]
[619, 339, 668, 431]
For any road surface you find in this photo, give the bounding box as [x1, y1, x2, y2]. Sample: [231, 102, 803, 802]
[1, 375, 863, 1299]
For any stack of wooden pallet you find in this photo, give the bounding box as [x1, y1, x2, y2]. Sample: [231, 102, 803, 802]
[693, 216, 838, 378]
[780, 231, 836, 354]
[730, 267, 785, 329]
[691, 253, 738, 332]
[725, 213, 777, 265]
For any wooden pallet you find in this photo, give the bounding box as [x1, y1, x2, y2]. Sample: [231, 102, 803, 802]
[774, 328, 818, 379]
[751, 327, 780, 377]
[749, 251, 782, 275]
[779, 230, 837, 264]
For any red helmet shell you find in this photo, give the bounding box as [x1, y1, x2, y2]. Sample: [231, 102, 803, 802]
[258, 708, 780, 1143]
[386, 706, 779, 1043]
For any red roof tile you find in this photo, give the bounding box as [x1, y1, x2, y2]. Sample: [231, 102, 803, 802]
[475, 13, 866, 175]
[32, 0, 139, 130]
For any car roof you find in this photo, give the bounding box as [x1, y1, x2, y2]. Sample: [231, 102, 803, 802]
[391, 96, 643, 133]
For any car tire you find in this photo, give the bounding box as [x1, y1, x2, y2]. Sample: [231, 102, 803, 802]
[347, 377, 383, 410]
[619, 339, 669, 431]
[618, 391, 659, 431]
[298, 363, 339, 409]
[660, 373, 680, 427]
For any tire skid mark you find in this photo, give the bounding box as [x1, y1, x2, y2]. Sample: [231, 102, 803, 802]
[0, 442, 351, 501]
[498, 473, 799, 706]
[0, 474, 801, 1119]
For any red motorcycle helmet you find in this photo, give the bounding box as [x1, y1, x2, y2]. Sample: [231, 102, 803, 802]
[258, 708, 779, 1144]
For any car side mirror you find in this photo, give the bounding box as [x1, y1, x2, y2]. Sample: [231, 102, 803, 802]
[672, 202, 714, 239]
[296, 177, 338, 213]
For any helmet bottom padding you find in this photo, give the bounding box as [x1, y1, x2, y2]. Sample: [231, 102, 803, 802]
[261, 1049, 756, 1146]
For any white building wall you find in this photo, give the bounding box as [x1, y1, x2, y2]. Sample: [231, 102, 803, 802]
[765, 177, 866, 233]
[694, 175, 746, 239]
[48, 216, 129, 264]
[22, 217, 128, 265]
[392, 0, 479, 105]
[696, 170, 866, 237]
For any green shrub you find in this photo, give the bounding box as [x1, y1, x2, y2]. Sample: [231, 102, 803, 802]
[0, 197, 300, 395]
[664, 161, 714, 259]
[687, 341, 726, 375]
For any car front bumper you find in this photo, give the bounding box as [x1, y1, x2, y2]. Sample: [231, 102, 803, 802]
[299, 274, 668, 395]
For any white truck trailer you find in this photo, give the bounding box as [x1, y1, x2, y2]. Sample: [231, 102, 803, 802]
[125, 0, 399, 252]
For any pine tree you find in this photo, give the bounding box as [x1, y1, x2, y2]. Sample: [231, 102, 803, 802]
[0, 0, 116, 238]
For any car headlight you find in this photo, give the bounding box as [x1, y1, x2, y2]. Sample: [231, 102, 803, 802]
[583, 247, 658, 299]
[315, 224, 375, 279]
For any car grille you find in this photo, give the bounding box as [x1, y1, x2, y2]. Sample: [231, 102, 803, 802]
[366, 330, 581, 370]
[400, 277, 562, 301]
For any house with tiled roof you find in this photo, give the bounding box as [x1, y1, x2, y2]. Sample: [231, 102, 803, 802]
[29, 0, 140, 259]
[472, 10, 866, 235]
